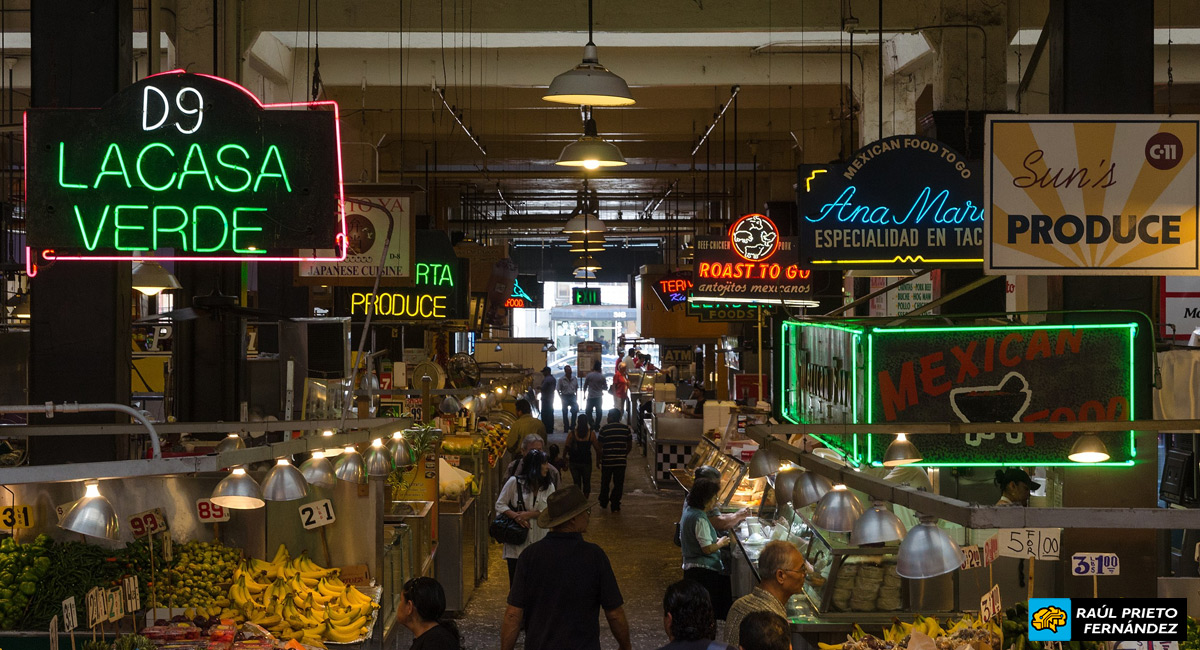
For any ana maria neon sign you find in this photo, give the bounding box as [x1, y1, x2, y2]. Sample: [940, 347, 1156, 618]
[25, 70, 347, 262]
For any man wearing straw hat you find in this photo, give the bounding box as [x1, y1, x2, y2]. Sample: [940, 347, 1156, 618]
[501, 485, 631, 650]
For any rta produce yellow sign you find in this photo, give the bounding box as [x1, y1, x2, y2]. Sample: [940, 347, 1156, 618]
[985, 116, 1199, 275]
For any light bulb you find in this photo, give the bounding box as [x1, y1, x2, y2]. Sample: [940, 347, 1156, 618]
[583, 159, 600, 170]
[496, 387, 504, 394]
[322, 430, 334, 437]
[344, 446, 355, 454]
[392, 431, 403, 440]
[276, 458, 288, 466]
[311, 451, 326, 459]
[134, 287, 164, 296]
[371, 438, 384, 448]
[83, 482, 102, 498]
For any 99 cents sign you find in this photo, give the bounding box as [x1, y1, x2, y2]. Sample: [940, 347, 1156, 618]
[128, 508, 168, 538]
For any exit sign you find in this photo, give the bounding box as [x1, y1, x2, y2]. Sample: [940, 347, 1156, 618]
[572, 287, 601, 305]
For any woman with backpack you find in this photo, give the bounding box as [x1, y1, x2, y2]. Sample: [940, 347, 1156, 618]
[564, 419, 597, 497]
[494, 448, 556, 583]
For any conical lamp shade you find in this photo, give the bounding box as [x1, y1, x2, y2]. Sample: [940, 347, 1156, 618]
[896, 516, 961, 578]
[334, 447, 367, 484]
[556, 136, 627, 168]
[364, 439, 394, 477]
[1069, 434, 1110, 463]
[563, 214, 606, 234]
[850, 501, 907, 545]
[883, 433, 922, 467]
[131, 261, 182, 296]
[543, 44, 634, 107]
[774, 468, 802, 505]
[261, 458, 309, 501]
[812, 485, 864, 532]
[59, 481, 120, 540]
[211, 468, 265, 509]
[300, 452, 337, 489]
[390, 435, 414, 469]
[793, 471, 834, 508]
[215, 433, 245, 453]
[747, 446, 779, 479]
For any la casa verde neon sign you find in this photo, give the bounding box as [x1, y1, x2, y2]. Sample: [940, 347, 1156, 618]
[24, 70, 347, 262]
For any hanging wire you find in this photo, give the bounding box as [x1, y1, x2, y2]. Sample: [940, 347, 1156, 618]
[962, 0, 971, 158]
[1167, 0, 1174, 115]
[1015, 0, 1023, 113]
[310, 0, 322, 101]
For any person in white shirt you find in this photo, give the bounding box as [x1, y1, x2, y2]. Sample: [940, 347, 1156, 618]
[557, 365, 580, 432]
[495, 448, 556, 584]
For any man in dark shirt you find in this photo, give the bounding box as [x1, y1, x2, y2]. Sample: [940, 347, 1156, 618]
[503, 485, 631, 650]
[538, 366, 557, 433]
[596, 408, 633, 512]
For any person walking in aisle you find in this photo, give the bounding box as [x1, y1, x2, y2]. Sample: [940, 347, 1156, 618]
[657, 579, 735, 650]
[612, 361, 631, 423]
[596, 408, 632, 512]
[724, 541, 807, 648]
[507, 398, 545, 451]
[680, 477, 733, 619]
[504, 434, 560, 488]
[557, 364, 579, 433]
[583, 360, 607, 428]
[565, 419, 596, 497]
[538, 366, 557, 433]
[502, 485, 630, 650]
[494, 449, 556, 584]
[395, 577, 460, 649]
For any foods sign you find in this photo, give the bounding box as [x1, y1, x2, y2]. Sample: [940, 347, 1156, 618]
[692, 214, 813, 304]
[865, 323, 1137, 466]
[25, 71, 345, 262]
[986, 116, 1200, 275]
[798, 136, 983, 268]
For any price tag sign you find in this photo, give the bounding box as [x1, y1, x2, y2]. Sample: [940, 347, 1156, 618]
[56, 500, 78, 523]
[62, 596, 78, 632]
[106, 587, 124, 622]
[298, 499, 336, 530]
[983, 535, 1000, 566]
[128, 508, 168, 538]
[997, 528, 1061, 560]
[85, 588, 103, 628]
[122, 575, 141, 611]
[1071, 552, 1120, 576]
[980, 584, 1002, 620]
[50, 615, 59, 650]
[195, 498, 231, 523]
[1, 505, 33, 528]
[162, 531, 173, 562]
[960, 545, 983, 570]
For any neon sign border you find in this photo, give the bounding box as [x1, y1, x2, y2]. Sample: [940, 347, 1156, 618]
[24, 69, 349, 263]
[778, 320, 864, 459]
[864, 322, 1138, 468]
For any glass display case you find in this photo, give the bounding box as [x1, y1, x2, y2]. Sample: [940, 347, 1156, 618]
[386, 500, 435, 578]
[380, 523, 412, 638]
[801, 525, 907, 617]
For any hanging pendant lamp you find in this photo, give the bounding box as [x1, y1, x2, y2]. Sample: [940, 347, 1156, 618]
[896, 516, 962, 579]
[363, 438, 394, 477]
[556, 112, 627, 168]
[812, 484, 864, 532]
[542, 0, 634, 107]
[1069, 434, 1110, 463]
[334, 446, 367, 484]
[300, 451, 337, 489]
[390, 432, 414, 470]
[261, 458, 309, 501]
[132, 261, 182, 296]
[211, 467, 266, 509]
[850, 501, 907, 545]
[59, 480, 120, 540]
[747, 445, 779, 479]
[883, 433, 922, 467]
[792, 470, 834, 508]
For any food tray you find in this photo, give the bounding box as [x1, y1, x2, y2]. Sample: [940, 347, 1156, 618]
[325, 584, 383, 645]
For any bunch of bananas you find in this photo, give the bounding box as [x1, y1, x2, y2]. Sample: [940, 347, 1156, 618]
[227, 544, 379, 647]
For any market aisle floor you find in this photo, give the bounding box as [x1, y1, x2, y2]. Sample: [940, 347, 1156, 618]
[391, 442, 686, 650]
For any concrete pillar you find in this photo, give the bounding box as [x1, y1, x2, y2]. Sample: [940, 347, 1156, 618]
[1047, 0, 1157, 598]
[28, 1, 133, 463]
[927, 0, 1008, 113]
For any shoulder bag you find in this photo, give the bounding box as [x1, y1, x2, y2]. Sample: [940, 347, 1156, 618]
[488, 481, 529, 545]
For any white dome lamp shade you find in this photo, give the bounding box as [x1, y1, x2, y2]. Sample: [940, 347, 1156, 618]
[261, 458, 309, 501]
[334, 446, 367, 484]
[1069, 434, 1110, 463]
[59, 480, 120, 540]
[563, 213, 607, 235]
[211, 467, 265, 509]
[131, 261, 182, 296]
[896, 516, 962, 579]
[792, 470, 834, 508]
[812, 484, 865, 533]
[363, 438, 394, 478]
[556, 116, 627, 169]
[850, 501, 908, 545]
[542, 0, 634, 107]
[883, 433, 922, 467]
[299, 451, 337, 489]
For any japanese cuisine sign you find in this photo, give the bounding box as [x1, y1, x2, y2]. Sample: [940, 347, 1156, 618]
[986, 116, 1200, 274]
[25, 70, 345, 262]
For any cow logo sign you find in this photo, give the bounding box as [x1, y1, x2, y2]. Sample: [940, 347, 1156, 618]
[730, 214, 779, 262]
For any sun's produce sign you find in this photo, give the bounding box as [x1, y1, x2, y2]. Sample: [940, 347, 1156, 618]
[25, 71, 345, 262]
[986, 115, 1199, 275]
[865, 323, 1137, 466]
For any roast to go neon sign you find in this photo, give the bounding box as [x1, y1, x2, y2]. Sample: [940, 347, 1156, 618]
[25, 70, 347, 262]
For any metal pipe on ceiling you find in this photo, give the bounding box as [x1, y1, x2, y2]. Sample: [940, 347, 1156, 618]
[691, 85, 740, 158]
